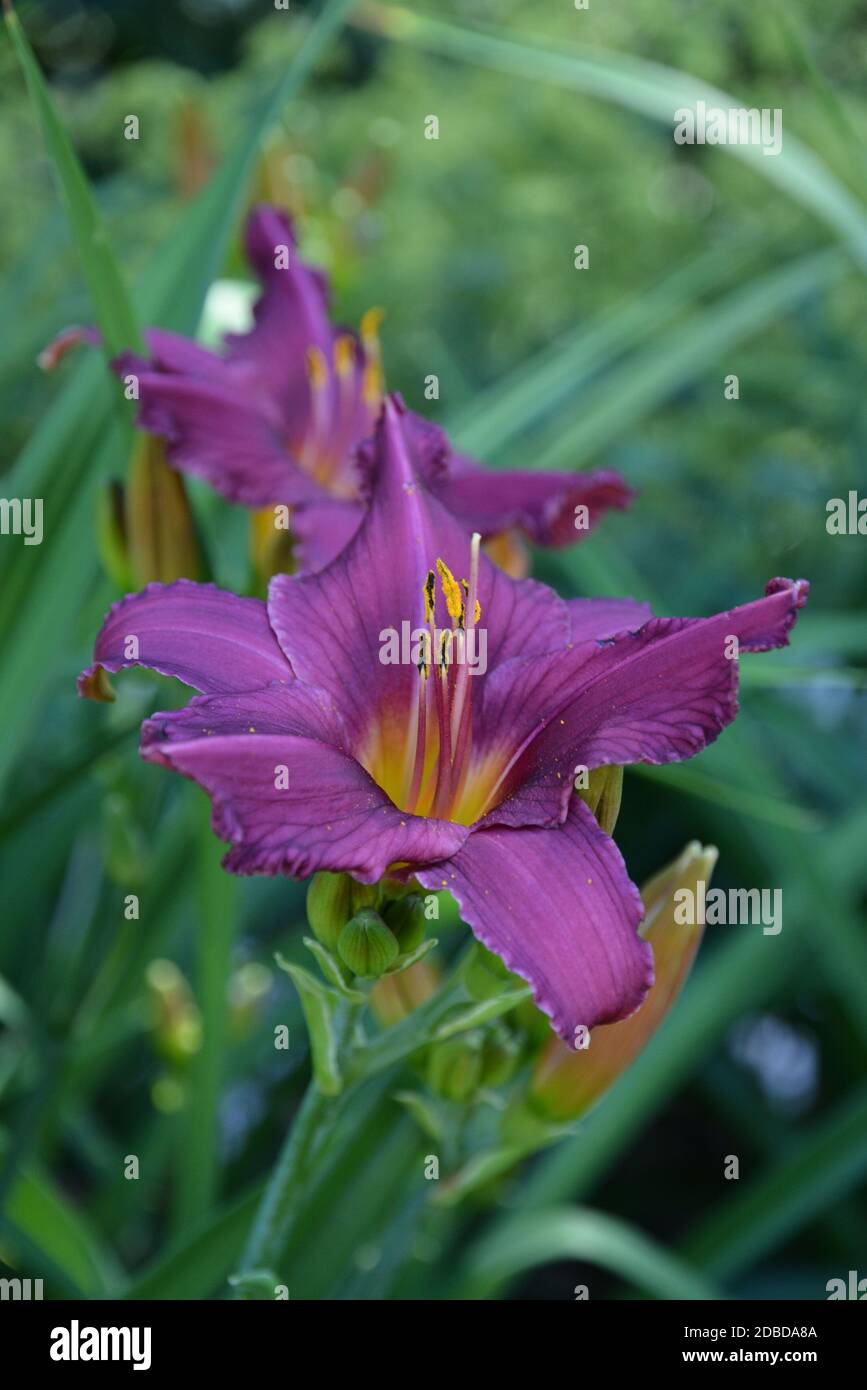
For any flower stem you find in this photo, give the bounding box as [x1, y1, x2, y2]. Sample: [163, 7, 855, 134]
[237, 1000, 360, 1281]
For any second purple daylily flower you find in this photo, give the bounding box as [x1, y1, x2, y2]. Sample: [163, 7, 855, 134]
[80, 396, 808, 1043]
[106, 206, 633, 573]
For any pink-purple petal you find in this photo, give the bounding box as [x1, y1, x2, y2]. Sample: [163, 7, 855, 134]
[268, 396, 570, 747]
[481, 578, 810, 812]
[416, 796, 653, 1042]
[143, 727, 468, 881]
[78, 580, 291, 698]
[434, 456, 634, 547]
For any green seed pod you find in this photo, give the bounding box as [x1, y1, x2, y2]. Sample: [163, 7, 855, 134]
[306, 872, 354, 952]
[337, 909, 399, 978]
[382, 893, 427, 955]
[426, 1034, 484, 1102]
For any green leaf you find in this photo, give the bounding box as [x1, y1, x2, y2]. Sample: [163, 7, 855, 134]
[124, 1188, 262, 1300]
[372, 6, 867, 266]
[171, 799, 238, 1233]
[303, 936, 367, 1002]
[385, 937, 439, 976]
[393, 1090, 447, 1143]
[527, 251, 844, 473]
[627, 762, 820, 834]
[457, 1206, 721, 1300]
[682, 1085, 867, 1281]
[275, 955, 344, 1096]
[432, 985, 532, 1040]
[0, 0, 356, 799]
[1, 1160, 124, 1297]
[4, 4, 142, 357]
[447, 237, 759, 461]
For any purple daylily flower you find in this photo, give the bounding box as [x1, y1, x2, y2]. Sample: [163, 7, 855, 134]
[106, 205, 633, 572]
[79, 395, 809, 1043]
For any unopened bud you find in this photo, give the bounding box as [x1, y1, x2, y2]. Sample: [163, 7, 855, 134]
[306, 871, 354, 952]
[337, 909, 399, 978]
[382, 893, 426, 955]
[578, 765, 623, 835]
[125, 434, 204, 584]
[530, 841, 718, 1121]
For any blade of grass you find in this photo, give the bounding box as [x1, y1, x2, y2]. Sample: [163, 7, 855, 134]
[365, 6, 867, 267]
[171, 797, 238, 1232]
[457, 1206, 721, 1300]
[4, 2, 142, 356]
[0, 0, 356, 798]
[682, 1084, 867, 1282]
[447, 236, 761, 459]
[526, 250, 844, 472]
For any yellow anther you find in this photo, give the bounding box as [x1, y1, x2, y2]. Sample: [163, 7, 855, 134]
[305, 345, 329, 390]
[436, 559, 463, 624]
[360, 307, 385, 348]
[333, 335, 356, 377]
[460, 579, 481, 626]
[362, 360, 383, 405]
[423, 570, 436, 625]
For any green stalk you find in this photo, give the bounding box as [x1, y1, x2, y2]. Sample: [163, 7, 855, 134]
[237, 1000, 361, 1279]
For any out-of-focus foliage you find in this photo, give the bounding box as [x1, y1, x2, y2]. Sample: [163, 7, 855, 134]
[0, 0, 865, 1300]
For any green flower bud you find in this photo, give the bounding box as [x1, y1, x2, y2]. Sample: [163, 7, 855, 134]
[125, 434, 204, 585]
[350, 880, 380, 912]
[306, 871, 354, 951]
[427, 1033, 484, 1102]
[382, 894, 427, 955]
[337, 909, 399, 978]
[577, 765, 623, 836]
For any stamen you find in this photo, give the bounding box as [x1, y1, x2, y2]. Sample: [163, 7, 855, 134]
[449, 533, 481, 750]
[423, 570, 436, 626]
[333, 335, 355, 378]
[300, 346, 331, 478]
[435, 558, 463, 625]
[360, 307, 385, 413]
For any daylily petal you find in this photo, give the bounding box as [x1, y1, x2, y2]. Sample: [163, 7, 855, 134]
[141, 680, 348, 751]
[222, 205, 333, 418]
[113, 359, 326, 509]
[268, 396, 569, 747]
[291, 496, 365, 574]
[416, 796, 653, 1042]
[530, 841, 717, 1119]
[141, 697, 468, 881]
[433, 455, 634, 547]
[565, 596, 653, 644]
[78, 580, 291, 699]
[479, 578, 809, 816]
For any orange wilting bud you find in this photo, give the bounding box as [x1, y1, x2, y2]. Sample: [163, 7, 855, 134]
[529, 841, 718, 1121]
[125, 434, 204, 585]
[370, 958, 440, 1028]
[482, 529, 530, 580]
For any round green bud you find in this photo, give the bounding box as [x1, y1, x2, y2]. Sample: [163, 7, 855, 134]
[382, 894, 427, 955]
[306, 871, 353, 952]
[426, 1034, 484, 1102]
[337, 909, 399, 978]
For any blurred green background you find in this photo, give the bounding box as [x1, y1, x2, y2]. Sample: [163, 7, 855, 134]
[0, 0, 865, 1300]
